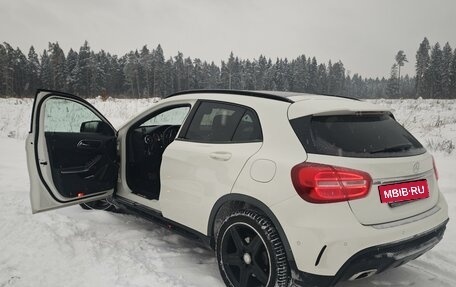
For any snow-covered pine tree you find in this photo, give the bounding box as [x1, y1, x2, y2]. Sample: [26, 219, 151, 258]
[1, 43, 17, 96]
[0, 44, 7, 96]
[109, 54, 125, 96]
[13, 47, 28, 97]
[173, 52, 185, 92]
[64, 49, 78, 94]
[263, 58, 275, 91]
[415, 37, 431, 98]
[328, 61, 345, 95]
[40, 50, 52, 91]
[140, 45, 152, 97]
[99, 50, 113, 96]
[191, 58, 203, 90]
[27, 46, 41, 95]
[450, 49, 456, 99]
[153, 45, 166, 97]
[242, 59, 255, 90]
[429, 43, 444, 98]
[442, 42, 453, 99]
[291, 55, 307, 92]
[207, 61, 220, 89]
[183, 57, 193, 90]
[308, 57, 318, 93]
[273, 58, 284, 91]
[219, 60, 229, 89]
[123, 51, 141, 98]
[48, 42, 66, 91]
[316, 63, 327, 94]
[162, 57, 175, 95]
[386, 64, 399, 98]
[226, 52, 242, 90]
[395, 50, 408, 94]
[254, 55, 268, 90]
[88, 50, 107, 97]
[77, 41, 92, 96]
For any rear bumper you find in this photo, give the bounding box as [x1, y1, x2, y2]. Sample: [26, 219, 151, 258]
[291, 218, 448, 287]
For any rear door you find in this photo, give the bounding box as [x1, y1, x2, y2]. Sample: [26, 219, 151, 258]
[160, 100, 263, 233]
[26, 90, 117, 213]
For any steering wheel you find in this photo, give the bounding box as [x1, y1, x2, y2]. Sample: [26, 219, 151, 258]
[144, 132, 161, 156]
[162, 125, 180, 148]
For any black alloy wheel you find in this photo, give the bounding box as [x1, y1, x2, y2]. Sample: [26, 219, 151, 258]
[216, 210, 290, 287]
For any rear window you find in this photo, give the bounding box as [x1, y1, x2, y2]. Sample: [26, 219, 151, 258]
[290, 113, 426, 158]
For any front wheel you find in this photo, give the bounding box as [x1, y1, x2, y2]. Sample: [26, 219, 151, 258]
[216, 210, 290, 287]
[79, 199, 118, 212]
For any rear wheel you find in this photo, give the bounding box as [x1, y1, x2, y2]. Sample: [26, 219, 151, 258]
[216, 210, 290, 287]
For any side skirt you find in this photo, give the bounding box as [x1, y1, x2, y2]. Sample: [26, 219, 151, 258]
[113, 196, 213, 248]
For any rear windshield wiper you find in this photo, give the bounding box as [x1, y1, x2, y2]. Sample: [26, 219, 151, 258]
[370, 143, 413, 154]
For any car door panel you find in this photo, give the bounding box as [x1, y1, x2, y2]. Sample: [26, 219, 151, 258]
[26, 90, 117, 213]
[45, 132, 117, 198]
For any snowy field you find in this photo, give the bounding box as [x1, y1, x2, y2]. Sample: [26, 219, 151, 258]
[0, 97, 455, 286]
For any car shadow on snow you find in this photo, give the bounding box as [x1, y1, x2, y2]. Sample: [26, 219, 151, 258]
[62, 206, 452, 287]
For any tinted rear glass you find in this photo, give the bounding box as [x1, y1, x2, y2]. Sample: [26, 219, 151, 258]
[290, 113, 426, 158]
[184, 101, 262, 143]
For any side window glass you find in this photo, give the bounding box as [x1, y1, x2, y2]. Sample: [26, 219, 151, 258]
[185, 102, 245, 142]
[184, 102, 262, 143]
[44, 98, 101, 133]
[232, 110, 262, 142]
[140, 106, 190, 127]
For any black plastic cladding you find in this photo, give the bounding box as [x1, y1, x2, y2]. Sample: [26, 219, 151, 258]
[165, 89, 361, 103]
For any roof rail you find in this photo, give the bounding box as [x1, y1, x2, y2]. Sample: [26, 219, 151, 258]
[165, 89, 361, 103]
[165, 89, 294, 103]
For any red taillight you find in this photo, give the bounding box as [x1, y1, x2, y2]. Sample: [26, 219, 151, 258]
[432, 156, 439, 181]
[291, 162, 372, 203]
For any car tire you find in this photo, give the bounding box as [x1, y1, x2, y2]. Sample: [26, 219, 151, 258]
[79, 199, 118, 212]
[216, 210, 290, 287]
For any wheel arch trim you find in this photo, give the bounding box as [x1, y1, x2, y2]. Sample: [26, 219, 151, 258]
[207, 193, 297, 265]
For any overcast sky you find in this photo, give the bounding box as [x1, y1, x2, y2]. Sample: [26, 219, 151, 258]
[1, 0, 455, 78]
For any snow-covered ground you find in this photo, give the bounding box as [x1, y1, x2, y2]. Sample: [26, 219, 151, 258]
[0, 97, 455, 286]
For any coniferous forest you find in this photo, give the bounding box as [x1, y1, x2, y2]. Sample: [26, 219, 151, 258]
[0, 37, 455, 99]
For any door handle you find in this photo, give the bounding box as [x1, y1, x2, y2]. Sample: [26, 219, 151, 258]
[209, 151, 232, 161]
[60, 155, 102, 174]
[77, 139, 101, 149]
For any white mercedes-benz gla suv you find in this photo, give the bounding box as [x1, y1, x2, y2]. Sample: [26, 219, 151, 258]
[26, 89, 449, 287]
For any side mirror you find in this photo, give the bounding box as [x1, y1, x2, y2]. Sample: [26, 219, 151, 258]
[80, 120, 114, 136]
